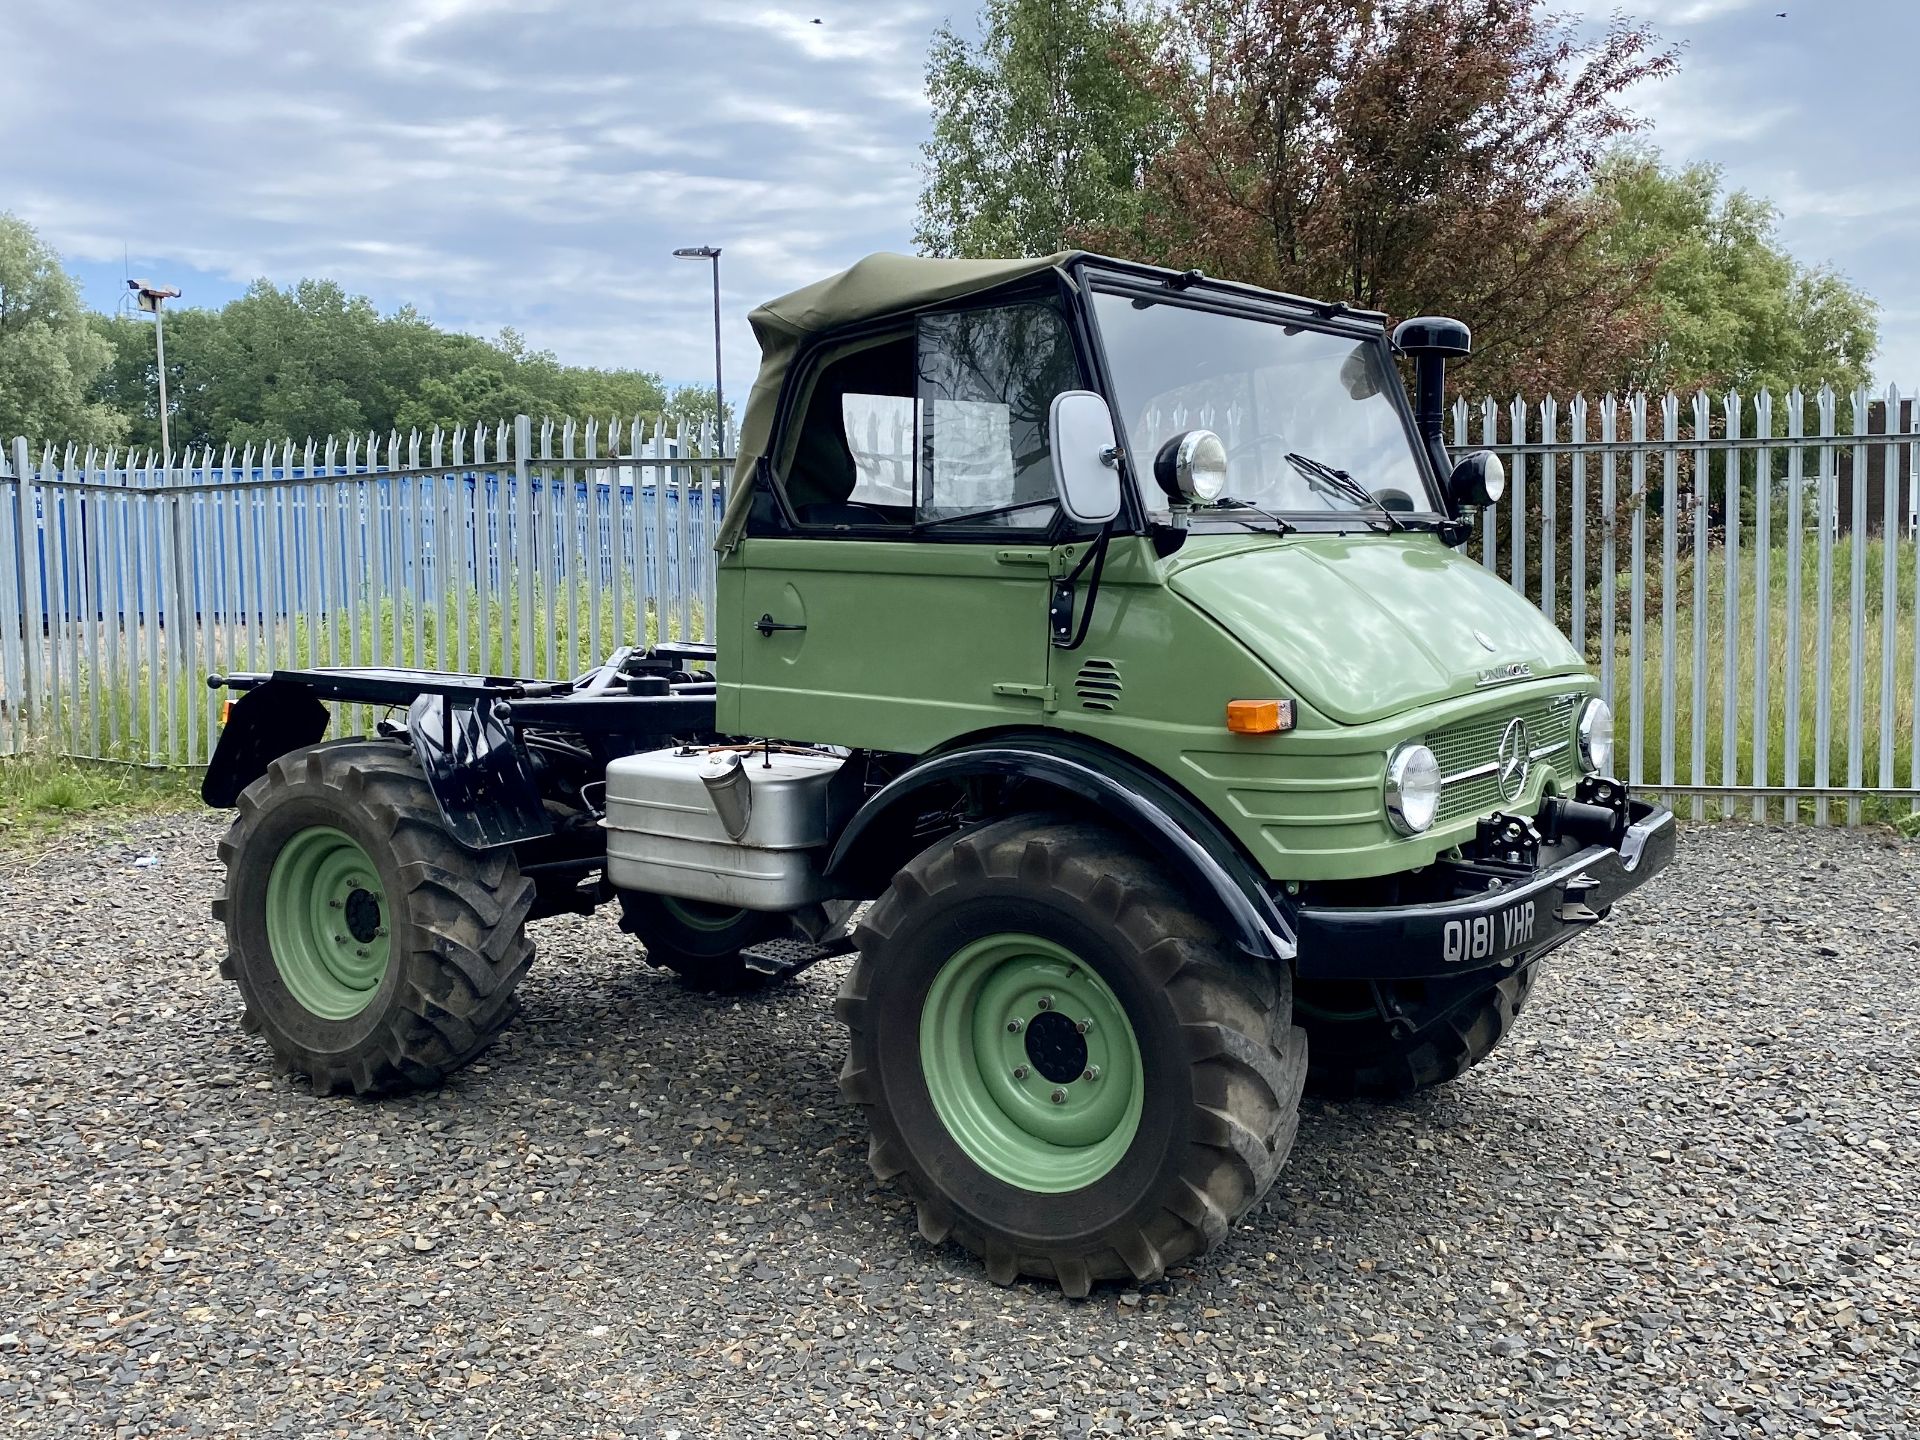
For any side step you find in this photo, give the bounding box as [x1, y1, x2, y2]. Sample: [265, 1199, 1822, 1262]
[739, 934, 859, 982]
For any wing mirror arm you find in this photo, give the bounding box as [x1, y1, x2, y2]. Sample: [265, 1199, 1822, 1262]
[1049, 525, 1112, 651]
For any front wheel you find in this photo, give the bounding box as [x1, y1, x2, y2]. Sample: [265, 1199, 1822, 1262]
[1294, 965, 1540, 1099]
[837, 817, 1307, 1295]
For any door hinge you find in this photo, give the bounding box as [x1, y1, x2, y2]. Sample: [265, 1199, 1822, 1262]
[993, 548, 1052, 567]
[992, 681, 1057, 711]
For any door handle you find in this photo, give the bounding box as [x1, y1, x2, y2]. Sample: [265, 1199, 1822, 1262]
[755, 613, 806, 637]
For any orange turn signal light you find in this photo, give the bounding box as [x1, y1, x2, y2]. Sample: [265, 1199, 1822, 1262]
[1226, 698, 1294, 735]
[221, 699, 233, 725]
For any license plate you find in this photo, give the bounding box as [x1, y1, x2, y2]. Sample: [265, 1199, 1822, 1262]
[1441, 897, 1538, 965]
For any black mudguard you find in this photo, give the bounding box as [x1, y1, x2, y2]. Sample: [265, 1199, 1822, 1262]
[825, 736, 1298, 964]
[201, 680, 331, 807]
[405, 692, 549, 849]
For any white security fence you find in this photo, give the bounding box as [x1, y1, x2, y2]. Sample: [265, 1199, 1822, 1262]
[0, 416, 727, 768]
[1457, 385, 1916, 825]
[2, 387, 1916, 825]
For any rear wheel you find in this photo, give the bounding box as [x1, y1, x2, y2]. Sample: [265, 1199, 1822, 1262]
[1294, 965, 1540, 1099]
[837, 817, 1307, 1295]
[214, 739, 535, 1095]
[616, 893, 791, 992]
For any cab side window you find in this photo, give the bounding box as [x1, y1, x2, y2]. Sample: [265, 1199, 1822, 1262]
[773, 299, 1081, 534]
[916, 301, 1080, 529]
[782, 334, 916, 528]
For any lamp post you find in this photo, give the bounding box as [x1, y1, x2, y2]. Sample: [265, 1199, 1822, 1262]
[672, 246, 724, 450]
[128, 279, 182, 459]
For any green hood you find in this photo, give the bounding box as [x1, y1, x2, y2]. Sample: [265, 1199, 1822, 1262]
[1168, 535, 1586, 726]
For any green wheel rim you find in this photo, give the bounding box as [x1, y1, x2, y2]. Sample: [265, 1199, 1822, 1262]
[919, 933, 1143, 1194]
[659, 896, 750, 933]
[265, 826, 392, 1021]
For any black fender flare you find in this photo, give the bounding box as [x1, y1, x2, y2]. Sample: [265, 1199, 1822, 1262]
[825, 737, 1297, 963]
[201, 679, 331, 807]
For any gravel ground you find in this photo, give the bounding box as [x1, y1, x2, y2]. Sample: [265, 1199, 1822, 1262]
[1, 815, 1916, 1440]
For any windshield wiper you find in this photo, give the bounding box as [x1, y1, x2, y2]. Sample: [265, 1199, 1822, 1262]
[1205, 497, 1295, 534]
[1284, 452, 1401, 532]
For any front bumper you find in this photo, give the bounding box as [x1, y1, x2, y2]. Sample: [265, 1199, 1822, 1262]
[1293, 794, 1676, 980]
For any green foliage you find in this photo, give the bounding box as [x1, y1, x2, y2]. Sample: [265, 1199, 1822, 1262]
[0, 753, 195, 848]
[917, 0, 1173, 258]
[0, 214, 129, 447]
[1597, 151, 1880, 395]
[87, 276, 705, 452]
[919, 3, 1885, 399]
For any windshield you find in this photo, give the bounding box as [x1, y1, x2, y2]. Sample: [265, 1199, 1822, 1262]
[1091, 291, 1440, 521]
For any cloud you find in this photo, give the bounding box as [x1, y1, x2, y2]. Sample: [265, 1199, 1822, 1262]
[9, 0, 1915, 388]
[4, 0, 944, 383]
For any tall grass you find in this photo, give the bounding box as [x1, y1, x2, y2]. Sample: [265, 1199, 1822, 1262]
[6, 584, 704, 768]
[1597, 536, 1917, 825]
[0, 751, 198, 847]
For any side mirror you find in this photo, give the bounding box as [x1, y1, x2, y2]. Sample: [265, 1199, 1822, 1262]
[1448, 449, 1506, 509]
[1048, 390, 1124, 525]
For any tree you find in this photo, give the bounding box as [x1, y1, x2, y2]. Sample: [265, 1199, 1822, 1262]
[90, 279, 675, 449]
[917, 0, 1174, 257]
[0, 214, 127, 447]
[1098, 0, 1679, 396]
[1595, 150, 1878, 397]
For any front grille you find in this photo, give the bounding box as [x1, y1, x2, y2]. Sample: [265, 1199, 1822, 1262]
[1429, 694, 1579, 825]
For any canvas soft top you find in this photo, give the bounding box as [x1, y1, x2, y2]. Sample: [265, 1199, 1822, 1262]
[715, 250, 1079, 552]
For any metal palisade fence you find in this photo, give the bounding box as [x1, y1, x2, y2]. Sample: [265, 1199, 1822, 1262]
[1, 387, 1916, 825]
[1457, 384, 1917, 825]
[0, 415, 727, 769]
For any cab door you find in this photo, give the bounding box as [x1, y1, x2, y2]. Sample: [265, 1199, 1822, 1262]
[724, 297, 1083, 754]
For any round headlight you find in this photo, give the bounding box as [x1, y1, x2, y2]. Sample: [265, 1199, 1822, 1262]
[1385, 742, 1442, 835]
[1154, 429, 1228, 503]
[1577, 698, 1613, 775]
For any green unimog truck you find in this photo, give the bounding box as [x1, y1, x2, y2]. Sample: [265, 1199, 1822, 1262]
[202, 251, 1674, 1294]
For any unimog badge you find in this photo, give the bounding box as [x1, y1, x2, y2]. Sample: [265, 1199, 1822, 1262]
[1476, 660, 1534, 687]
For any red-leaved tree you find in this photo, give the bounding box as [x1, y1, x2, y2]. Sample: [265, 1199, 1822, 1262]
[1090, 0, 1679, 395]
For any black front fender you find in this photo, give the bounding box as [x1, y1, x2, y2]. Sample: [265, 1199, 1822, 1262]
[825, 738, 1297, 964]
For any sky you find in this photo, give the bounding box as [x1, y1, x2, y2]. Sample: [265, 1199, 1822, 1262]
[4, 0, 1916, 398]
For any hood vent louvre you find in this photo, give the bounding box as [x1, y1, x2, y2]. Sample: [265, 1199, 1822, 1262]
[1075, 658, 1123, 711]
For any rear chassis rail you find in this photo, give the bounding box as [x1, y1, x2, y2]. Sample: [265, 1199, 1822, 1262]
[205, 650, 723, 887]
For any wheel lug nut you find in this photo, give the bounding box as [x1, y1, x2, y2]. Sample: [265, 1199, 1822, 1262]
[376, 928, 388, 938]
[332, 934, 346, 943]
[1050, 1088, 1069, 1105]
[1036, 996, 1053, 1011]
[1076, 1018, 1093, 1034]
[356, 948, 369, 958]
[328, 899, 343, 909]
[1006, 1017, 1024, 1034]
[1084, 1066, 1100, 1082]
[1012, 1065, 1029, 1081]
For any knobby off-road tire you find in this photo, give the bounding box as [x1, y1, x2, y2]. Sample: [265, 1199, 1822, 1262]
[615, 893, 793, 993]
[1294, 964, 1540, 1100]
[837, 817, 1308, 1296]
[213, 738, 535, 1095]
